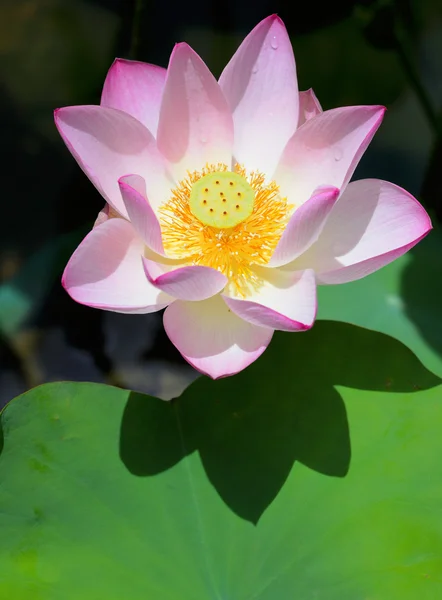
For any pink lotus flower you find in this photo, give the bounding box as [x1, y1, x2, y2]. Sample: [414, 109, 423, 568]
[55, 15, 431, 379]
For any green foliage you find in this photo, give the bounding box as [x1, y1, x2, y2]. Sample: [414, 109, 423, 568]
[318, 230, 442, 377]
[1, 322, 441, 599]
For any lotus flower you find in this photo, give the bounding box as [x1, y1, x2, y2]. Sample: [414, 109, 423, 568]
[55, 15, 431, 378]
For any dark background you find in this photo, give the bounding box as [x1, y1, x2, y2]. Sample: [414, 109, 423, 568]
[1, 0, 441, 405]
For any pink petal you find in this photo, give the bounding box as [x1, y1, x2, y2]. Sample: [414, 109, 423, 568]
[163, 295, 273, 379]
[93, 204, 111, 228]
[118, 174, 165, 255]
[101, 58, 166, 135]
[269, 186, 339, 267]
[142, 259, 227, 301]
[223, 269, 316, 332]
[62, 218, 172, 313]
[157, 43, 233, 181]
[219, 15, 299, 175]
[298, 88, 322, 127]
[274, 105, 385, 204]
[292, 179, 432, 284]
[93, 204, 121, 228]
[54, 105, 171, 217]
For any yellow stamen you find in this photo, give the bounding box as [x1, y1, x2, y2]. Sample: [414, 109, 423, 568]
[159, 163, 293, 297]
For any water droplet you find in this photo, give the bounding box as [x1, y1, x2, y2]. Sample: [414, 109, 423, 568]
[270, 36, 278, 50]
[334, 147, 343, 161]
[200, 135, 207, 144]
[252, 65, 259, 74]
[386, 294, 404, 310]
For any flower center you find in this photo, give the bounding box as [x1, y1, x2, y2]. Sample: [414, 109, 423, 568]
[159, 163, 293, 297]
[189, 171, 254, 229]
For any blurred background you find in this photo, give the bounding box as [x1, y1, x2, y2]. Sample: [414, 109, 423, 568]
[1, 0, 441, 406]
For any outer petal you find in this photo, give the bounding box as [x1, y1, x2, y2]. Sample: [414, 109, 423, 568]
[274, 105, 385, 203]
[54, 105, 171, 217]
[219, 15, 299, 175]
[223, 269, 316, 332]
[93, 204, 111, 228]
[291, 179, 432, 284]
[62, 218, 172, 313]
[297, 89, 322, 127]
[118, 174, 165, 255]
[269, 186, 339, 267]
[142, 258, 227, 301]
[93, 204, 120, 228]
[101, 58, 166, 135]
[157, 43, 233, 181]
[163, 295, 273, 379]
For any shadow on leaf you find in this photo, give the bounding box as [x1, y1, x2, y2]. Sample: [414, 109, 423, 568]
[401, 231, 442, 366]
[120, 320, 440, 524]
